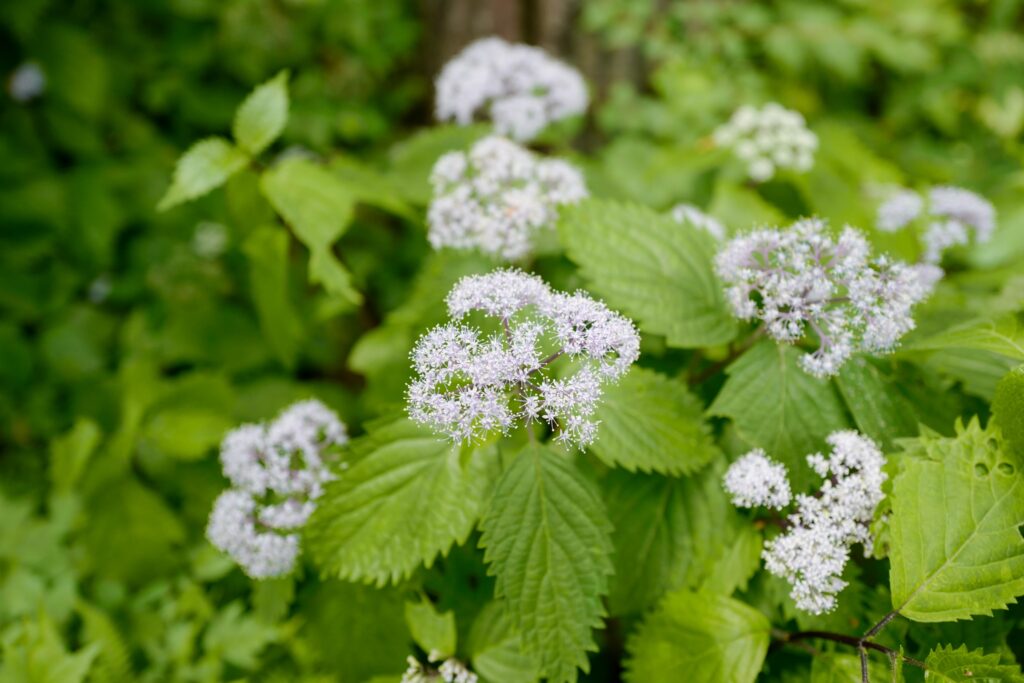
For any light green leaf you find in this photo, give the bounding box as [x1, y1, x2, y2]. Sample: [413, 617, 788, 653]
[0, 611, 100, 683]
[158, 137, 249, 211]
[233, 70, 289, 155]
[202, 601, 280, 669]
[468, 602, 541, 683]
[624, 589, 770, 683]
[252, 576, 295, 624]
[924, 644, 1024, 682]
[993, 364, 1024, 457]
[50, 418, 101, 494]
[141, 408, 234, 461]
[707, 182, 785, 233]
[260, 157, 362, 305]
[905, 314, 1024, 360]
[405, 598, 457, 659]
[604, 463, 761, 616]
[387, 124, 490, 204]
[479, 442, 613, 683]
[809, 653, 892, 682]
[708, 341, 849, 484]
[835, 357, 918, 450]
[559, 199, 737, 348]
[243, 226, 304, 369]
[306, 419, 499, 584]
[888, 418, 1024, 621]
[591, 367, 719, 475]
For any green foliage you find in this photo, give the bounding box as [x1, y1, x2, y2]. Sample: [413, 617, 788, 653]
[604, 463, 760, 616]
[479, 442, 613, 683]
[559, 199, 737, 348]
[993, 365, 1024, 457]
[624, 590, 770, 683]
[233, 71, 290, 156]
[924, 645, 1024, 682]
[708, 340, 849, 484]
[888, 419, 1024, 622]
[405, 597, 457, 658]
[808, 653, 890, 682]
[306, 418, 499, 584]
[467, 602, 541, 683]
[591, 367, 719, 475]
[158, 138, 249, 211]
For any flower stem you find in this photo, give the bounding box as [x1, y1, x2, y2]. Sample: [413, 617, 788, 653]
[772, 628, 927, 673]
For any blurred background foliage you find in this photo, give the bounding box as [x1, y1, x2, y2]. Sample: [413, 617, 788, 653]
[1, 0, 1023, 681]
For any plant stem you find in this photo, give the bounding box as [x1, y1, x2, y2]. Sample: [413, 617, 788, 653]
[772, 629, 926, 671]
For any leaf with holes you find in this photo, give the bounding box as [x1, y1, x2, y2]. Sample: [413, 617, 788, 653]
[888, 418, 1024, 622]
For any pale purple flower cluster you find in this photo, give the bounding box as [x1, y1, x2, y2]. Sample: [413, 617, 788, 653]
[207, 399, 346, 579]
[724, 431, 887, 614]
[435, 37, 588, 142]
[877, 186, 996, 263]
[402, 656, 478, 683]
[715, 218, 931, 377]
[407, 269, 640, 447]
[713, 103, 817, 182]
[670, 203, 727, 241]
[428, 136, 587, 261]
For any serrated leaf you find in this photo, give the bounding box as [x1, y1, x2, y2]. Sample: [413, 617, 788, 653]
[809, 653, 893, 682]
[889, 419, 1024, 621]
[306, 419, 498, 584]
[604, 463, 761, 616]
[405, 597, 457, 658]
[993, 364, 1024, 457]
[906, 314, 1024, 360]
[835, 357, 918, 450]
[158, 137, 249, 211]
[243, 226, 304, 369]
[233, 70, 289, 155]
[708, 340, 849, 484]
[559, 199, 737, 348]
[260, 157, 361, 305]
[468, 602, 541, 683]
[925, 644, 1024, 682]
[479, 442, 613, 683]
[202, 601, 280, 669]
[591, 367, 719, 475]
[624, 589, 770, 683]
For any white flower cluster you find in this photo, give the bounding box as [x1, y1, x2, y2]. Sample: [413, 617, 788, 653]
[723, 450, 792, 509]
[428, 136, 587, 261]
[206, 399, 346, 579]
[713, 103, 817, 182]
[715, 218, 931, 377]
[401, 656, 478, 683]
[670, 203, 726, 241]
[408, 269, 640, 447]
[877, 186, 996, 263]
[435, 37, 588, 141]
[8, 62, 46, 103]
[724, 431, 887, 614]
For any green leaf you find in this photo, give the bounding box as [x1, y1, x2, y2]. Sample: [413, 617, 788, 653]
[49, 418, 101, 494]
[623, 589, 770, 683]
[252, 576, 295, 624]
[260, 157, 362, 305]
[479, 442, 613, 683]
[559, 199, 737, 348]
[202, 601, 280, 669]
[158, 137, 249, 211]
[405, 597, 457, 658]
[0, 611, 100, 683]
[76, 600, 133, 683]
[243, 226, 304, 369]
[591, 367, 719, 475]
[708, 340, 849, 484]
[993, 364, 1024, 457]
[905, 314, 1024, 360]
[387, 124, 490, 204]
[468, 602, 541, 683]
[924, 645, 1024, 682]
[306, 418, 499, 584]
[604, 463, 761, 616]
[141, 408, 234, 461]
[233, 70, 289, 155]
[835, 357, 918, 450]
[808, 653, 892, 682]
[888, 418, 1024, 621]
